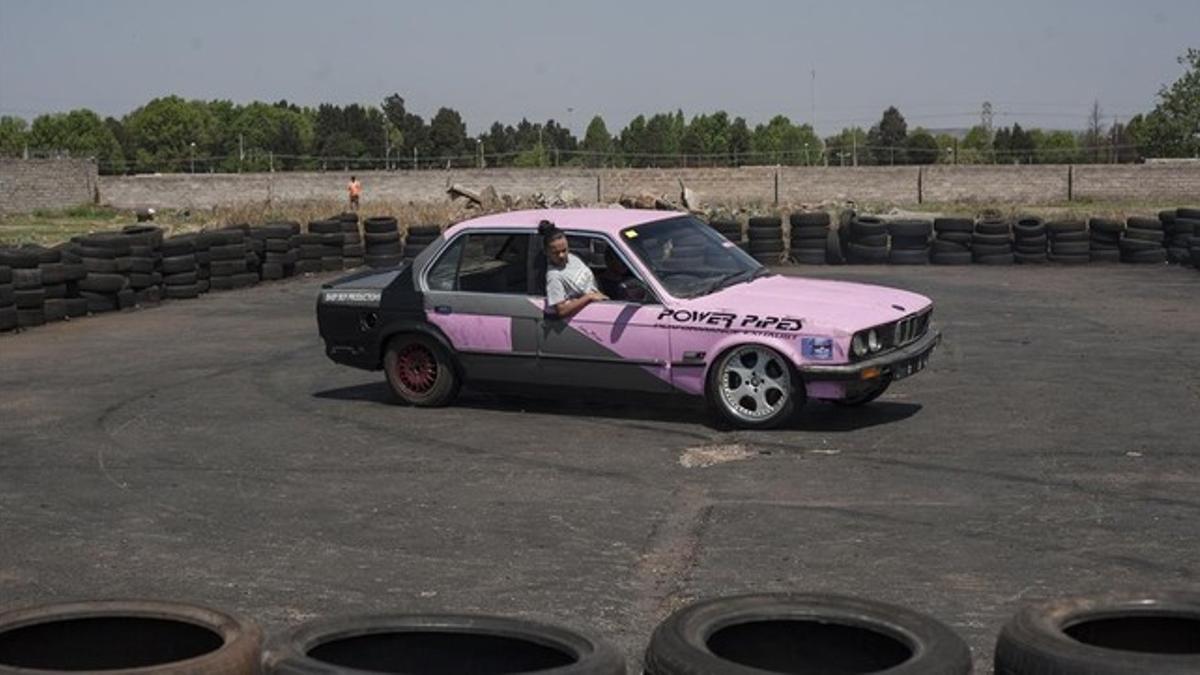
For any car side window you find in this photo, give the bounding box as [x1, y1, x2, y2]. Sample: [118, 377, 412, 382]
[567, 233, 652, 304]
[428, 232, 531, 294]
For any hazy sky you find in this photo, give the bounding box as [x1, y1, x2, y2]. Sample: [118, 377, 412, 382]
[1, 0, 1196, 135]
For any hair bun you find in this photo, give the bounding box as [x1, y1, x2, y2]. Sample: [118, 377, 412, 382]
[537, 220, 557, 236]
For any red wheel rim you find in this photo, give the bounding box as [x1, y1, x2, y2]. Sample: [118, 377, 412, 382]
[393, 343, 437, 394]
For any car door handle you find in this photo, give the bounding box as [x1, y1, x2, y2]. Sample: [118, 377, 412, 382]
[434, 305, 453, 315]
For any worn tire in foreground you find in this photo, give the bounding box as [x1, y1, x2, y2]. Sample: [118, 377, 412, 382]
[0, 600, 262, 674]
[995, 591, 1200, 675]
[645, 593, 971, 675]
[264, 614, 624, 675]
[383, 333, 461, 407]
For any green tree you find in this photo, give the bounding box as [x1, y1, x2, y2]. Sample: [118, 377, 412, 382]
[30, 109, 125, 172]
[934, 133, 957, 164]
[1034, 130, 1081, 164]
[960, 125, 992, 163]
[0, 116, 29, 157]
[124, 96, 217, 171]
[867, 106, 907, 164]
[618, 115, 650, 167]
[1138, 49, 1200, 157]
[728, 116, 751, 165]
[824, 127, 867, 165]
[428, 107, 468, 161]
[751, 115, 820, 165]
[905, 128, 939, 165]
[580, 115, 612, 167]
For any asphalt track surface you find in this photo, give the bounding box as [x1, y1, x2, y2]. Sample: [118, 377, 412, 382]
[2, 264, 1198, 672]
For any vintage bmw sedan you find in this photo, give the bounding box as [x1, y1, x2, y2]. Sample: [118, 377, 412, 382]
[317, 209, 940, 429]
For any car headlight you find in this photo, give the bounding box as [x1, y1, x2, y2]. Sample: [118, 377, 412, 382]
[851, 333, 868, 357]
[868, 329, 881, 352]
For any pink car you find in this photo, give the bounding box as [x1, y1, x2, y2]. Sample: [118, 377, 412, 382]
[317, 209, 940, 429]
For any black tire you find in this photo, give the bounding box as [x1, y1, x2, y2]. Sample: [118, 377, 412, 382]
[1014, 252, 1048, 264]
[363, 216, 399, 234]
[1122, 248, 1168, 264]
[1090, 249, 1121, 263]
[321, 257, 344, 271]
[0, 305, 15, 331]
[78, 274, 128, 293]
[748, 241, 784, 255]
[937, 231, 973, 246]
[789, 225, 829, 241]
[364, 231, 401, 245]
[1050, 241, 1090, 256]
[264, 614, 623, 675]
[79, 291, 117, 313]
[852, 234, 889, 248]
[890, 234, 930, 250]
[161, 255, 197, 274]
[996, 592, 1200, 675]
[294, 260, 323, 274]
[0, 284, 12, 306]
[1124, 228, 1165, 243]
[889, 248, 931, 265]
[1046, 220, 1087, 235]
[164, 283, 201, 299]
[14, 288, 45, 309]
[847, 242, 888, 264]
[211, 260, 248, 276]
[0, 266, 10, 285]
[38, 263, 65, 285]
[1119, 237, 1160, 252]
[851, 218, 887, 239]
[308, 219, 342, 234]
[0, 249, 40, 269]
[972, 243, 1013, 257]
[16, 308, 45, 328]
[975, 253, 1016, 265]
[975, 220, 1011, 236]
[1047, 253, 1091, 265]
[261, 263, 285, 280]
[789, 211, 831, 227]
[789, 249, 826, 265]
[645, 593, 971, 675]
[1127, 215, 1162, 231]
[1176, 207, 1200, 220]
[384, 334, 460, 406]
[933, 217, 974, 233]
[0, 600, 262, 674]
[163, 271, 197, 286]
[1014, 235, 1048, 249]
[42, 284, 66, 300]
[834, 375, 892, 406]
[12, 268, 43, 290]
[706, 345, 801, 430]
[972, 232, 1012, 247]
[64, 297, 88, 317]
[1088, 217, 1123, 235]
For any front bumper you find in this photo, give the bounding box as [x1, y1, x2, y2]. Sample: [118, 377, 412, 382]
[798, 329, 942, 381]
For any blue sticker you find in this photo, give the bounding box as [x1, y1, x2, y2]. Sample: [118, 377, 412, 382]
[801, 337, 833, 360]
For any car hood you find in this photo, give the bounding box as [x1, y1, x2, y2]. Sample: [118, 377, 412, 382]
[676, 274, 931, 334]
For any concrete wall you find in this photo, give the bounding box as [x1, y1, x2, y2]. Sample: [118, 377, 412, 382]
[0, 159, 99, 215]
[96, 164, 1200, 211]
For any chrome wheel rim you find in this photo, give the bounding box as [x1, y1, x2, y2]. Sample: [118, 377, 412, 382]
[718, 345, 791, 422]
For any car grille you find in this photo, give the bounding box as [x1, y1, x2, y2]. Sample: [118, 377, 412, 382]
[892, 309, 931, 347]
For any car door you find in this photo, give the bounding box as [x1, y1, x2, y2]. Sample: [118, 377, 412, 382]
[536, 233, 673, 393]
[421, 228, 541, 384]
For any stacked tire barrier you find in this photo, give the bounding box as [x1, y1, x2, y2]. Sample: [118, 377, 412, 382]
[973, 215, 1015, 265]
[1121, 216, 1168, 264]
[251, 223, 300, 281]
[6, 247, 47, 328]
[70, 233, 136, 313]
[931, 217, 974, 265]
[1045, 220, 1089, 265]
[121, 225, 165, 305]
[363, 217, 403, 268]
[0, 263, 13, 331]
[203, 229, 258, 291]
[1087, 217, 1123, 263]
[160, 234, 203, 300]
[337, 212, 365, 269]
[887, 219, 933, 265]
[304, 219, 347, 272]
[746, 216, 784, 265]
[788, 211, 831, 264]
[1184, 208, 1200, 268]
[1165, 208, 1199, 265]
[1013, 216, 1048, 264]
[404, 224, 441, 261]
[670, 226, 708, 269]
[38, 244, 86, 323]
[707, 217, 743, 249]
[844, 215, 889, 264]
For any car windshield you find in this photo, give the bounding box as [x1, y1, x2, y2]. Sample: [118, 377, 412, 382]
[620, 216, 766, 298]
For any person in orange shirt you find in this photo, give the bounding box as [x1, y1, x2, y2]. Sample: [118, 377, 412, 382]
[348, 176, 362, 210]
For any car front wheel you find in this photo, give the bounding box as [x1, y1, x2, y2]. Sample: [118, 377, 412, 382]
[383, 334, 460, 407]
[708, 345, 801, 429]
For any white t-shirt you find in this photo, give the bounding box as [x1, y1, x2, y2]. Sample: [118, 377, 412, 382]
[546, 253, 598, 307]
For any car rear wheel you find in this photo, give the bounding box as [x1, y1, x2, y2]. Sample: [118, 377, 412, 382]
[708, 345, 800, 429]
[384, 334, 460, 407]
[833, 375, 892, 406]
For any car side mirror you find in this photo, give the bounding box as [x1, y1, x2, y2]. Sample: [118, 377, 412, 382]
[620, 278, 649, 303]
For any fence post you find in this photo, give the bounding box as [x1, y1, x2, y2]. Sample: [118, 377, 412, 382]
[917, 167, 924, 204]
[773, 169, 779, 206]
[596, 174, 602, 202]
[1067, 164, 1074, 201]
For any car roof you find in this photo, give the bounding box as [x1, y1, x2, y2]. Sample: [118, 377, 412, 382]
[444, 208, 682, 237]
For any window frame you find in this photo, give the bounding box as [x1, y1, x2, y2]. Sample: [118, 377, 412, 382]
[420, 228, 535, 296]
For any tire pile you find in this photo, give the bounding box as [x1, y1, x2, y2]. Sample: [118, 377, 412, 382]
[0, 263, 13, 331]
[68, 233, 138, 313]
[303, 219, 349, 272]
[403, 224, 440, 261]
[337, 212, 365, 268]
[746, 216, 784, 265]
[1182, 208, 1200, 268]
[161, 234, 204, 299]
[788, 211, 831, 265]
[1087, 217, 1123, 263]
[1121, 216, 1168, 264]
[887, 219, 932, 265]
[1012, 216, 1048, 264]
[363, 217, 403, 268]
[1045, 220, 1089, 264]
[1165, 208, 1200, 265]
[119, 225, 166, 305]
[203, 228, 258, 292]
[707, 217, 744, 250]
[250, 222, 300, 281]
[931, 218, 973, 265]
[669, 226, 708, 269]
[844, 215, 888, 264]
[972, 215, 1014, 265]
